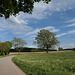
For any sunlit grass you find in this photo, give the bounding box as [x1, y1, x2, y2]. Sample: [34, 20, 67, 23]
[12, 51, 75, 75]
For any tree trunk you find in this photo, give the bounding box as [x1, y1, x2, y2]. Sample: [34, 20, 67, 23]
[46, 45, 49, 53]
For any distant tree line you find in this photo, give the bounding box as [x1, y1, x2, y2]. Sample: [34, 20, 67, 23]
[10, 47, 57, 52]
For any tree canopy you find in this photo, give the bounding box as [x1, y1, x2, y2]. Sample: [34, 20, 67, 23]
[35, 29, 60, 53]
[0, 41, 12, 55]
[11, 37, 27, 48]
[0, 0, 51, 19]
[11, 37, 27, 54]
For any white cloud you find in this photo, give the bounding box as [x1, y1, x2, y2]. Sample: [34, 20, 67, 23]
[56, 30, 75, 37]
[0, 28, 3, 31]
[62, 44, 75, 49]
[26, 28, 39, 35]
[64, 18, 75, 27]
[30, 35, 37, 38]
[0, 16, 32, 35]
[26, 26, 59, 36]
[17, 0, 75, 20]
[65, 18, 75, 23]
[64, 23, 75, 27]
[26, 38, 35, 41]
[68, 30, 75, 34]
[8, 16, 28, 24]
[56, 33, 67, 37]
[11, 0, 75, 21]
[27, 45, 37, 48]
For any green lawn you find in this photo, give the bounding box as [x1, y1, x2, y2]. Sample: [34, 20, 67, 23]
[12, 51, 75, 75]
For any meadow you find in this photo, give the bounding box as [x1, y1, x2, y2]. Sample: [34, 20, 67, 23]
[12, 51, 75, 75]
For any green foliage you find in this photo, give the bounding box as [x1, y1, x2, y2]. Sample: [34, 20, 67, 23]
[0, 41, 12, 55]
[73, 48, 75, 51]
[15, 47, 24, 54]
[31, 49, 39, 52]
[35, 29, 60, 53]
[58, 47, 63, 51]
[0, 0, 51, 19]
[31, 49, 45, 52]
[11, 37, 27, 48]
[0, 55, 9, 58]
[11, 37, 27, 54]
[12, 52, 75, 75]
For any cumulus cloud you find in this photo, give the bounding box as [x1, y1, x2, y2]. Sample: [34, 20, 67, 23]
[18, 0, 75, 20]
[0, 16, 32, 35]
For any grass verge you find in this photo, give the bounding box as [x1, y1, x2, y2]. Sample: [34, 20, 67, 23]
[12, 51, 75, 75]
[0, 55, 9, 58]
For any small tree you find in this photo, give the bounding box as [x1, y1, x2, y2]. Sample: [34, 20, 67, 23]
[5, 41, 12, 55]
[0, 41, 12, 55]
[58, 47, 63, 51]
[35, 29, 60, 53]
[11, 37, 27, 54]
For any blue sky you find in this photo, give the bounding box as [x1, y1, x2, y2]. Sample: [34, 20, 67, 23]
[0, 0, 75, 49]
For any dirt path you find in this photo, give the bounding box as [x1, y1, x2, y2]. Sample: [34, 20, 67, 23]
[0, 55, 26, 75]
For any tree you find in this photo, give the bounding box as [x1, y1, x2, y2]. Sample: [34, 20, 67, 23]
[5, 41, 12, 55]
[0, 0, 51, 19]
[15, 47, 24, 54]
[0, 41, 12, 55]
[11, 37, 27, 54]
[73, 48, 75, 51]
[58, 47, 63, 51]
[35, 29, 60, 53]
[11, 37, 27, 48]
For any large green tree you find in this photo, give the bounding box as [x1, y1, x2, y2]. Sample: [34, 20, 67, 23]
[35, 29, 60, 53]
[0, 0, 51, 19]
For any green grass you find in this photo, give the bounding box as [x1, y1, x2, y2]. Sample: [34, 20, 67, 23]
[0, 55, 9, 58]
[12, 51, 75, 75]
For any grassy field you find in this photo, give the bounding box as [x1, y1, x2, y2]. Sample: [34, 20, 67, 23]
[12, 51, 75, 75]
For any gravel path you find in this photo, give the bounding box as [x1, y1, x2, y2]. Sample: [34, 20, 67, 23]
[0, 55, 26, 75]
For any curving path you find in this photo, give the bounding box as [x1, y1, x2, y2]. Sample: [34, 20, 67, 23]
[0, 55, 26, 75]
